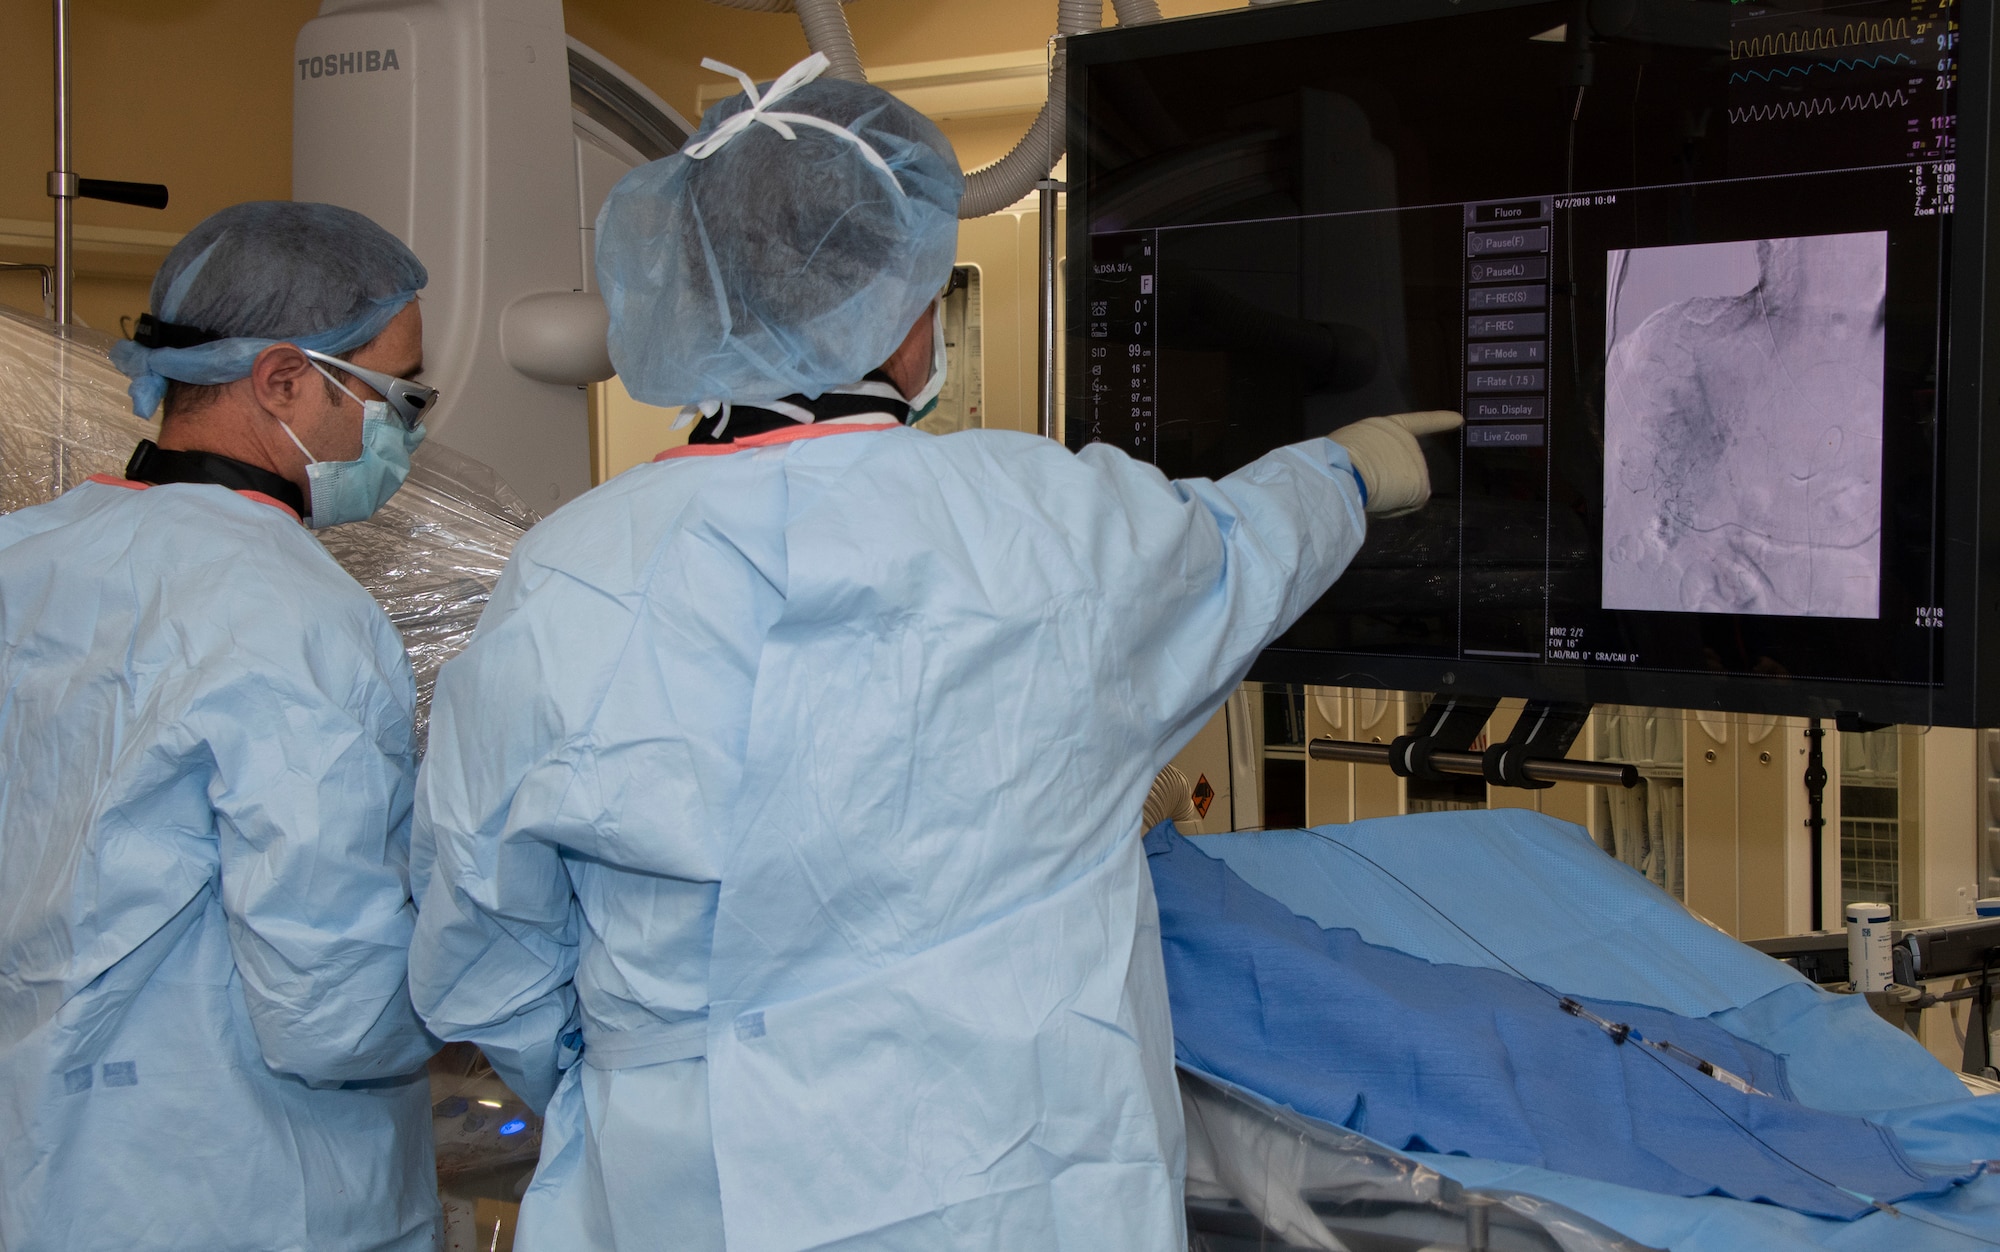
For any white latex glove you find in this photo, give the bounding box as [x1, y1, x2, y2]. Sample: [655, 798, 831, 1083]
[1327, 410, 1463, 517]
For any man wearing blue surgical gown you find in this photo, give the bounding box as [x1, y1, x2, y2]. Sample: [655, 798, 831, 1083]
[0, 203, 440, 1251]
[410, 55, 1459, 1251]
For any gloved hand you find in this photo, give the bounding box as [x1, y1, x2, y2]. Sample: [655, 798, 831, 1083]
[1328, 410, 1463, 518]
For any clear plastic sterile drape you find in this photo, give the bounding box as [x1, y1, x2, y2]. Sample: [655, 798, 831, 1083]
[0, 304, 534, 743]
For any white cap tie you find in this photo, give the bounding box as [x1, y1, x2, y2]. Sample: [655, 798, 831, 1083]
[686, 53, 905, 195]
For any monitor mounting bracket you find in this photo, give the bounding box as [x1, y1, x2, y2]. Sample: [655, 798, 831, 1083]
[1308, 697, 1637, 790]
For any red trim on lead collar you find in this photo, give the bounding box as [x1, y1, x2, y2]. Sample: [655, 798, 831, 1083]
[85, 473, 303, 521]
[653, 420, 902, 462]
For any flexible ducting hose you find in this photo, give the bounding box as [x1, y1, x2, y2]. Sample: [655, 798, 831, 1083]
[957, 69, 1062, 217]
[794, 0, 868, 81]
[956, 0, 1103, 218]
[1143, 763, 1202, 832]
[698, 0, 865, 81]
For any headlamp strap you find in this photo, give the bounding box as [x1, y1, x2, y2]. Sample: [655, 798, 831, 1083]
[132, 313, 224, 351]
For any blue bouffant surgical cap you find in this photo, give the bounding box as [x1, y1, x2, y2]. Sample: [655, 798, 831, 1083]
[595, 54, 963, 411]
[110, 201, 427, 418]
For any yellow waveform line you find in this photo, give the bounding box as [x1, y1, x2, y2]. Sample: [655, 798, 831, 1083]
[1729, 18, 1911, 60]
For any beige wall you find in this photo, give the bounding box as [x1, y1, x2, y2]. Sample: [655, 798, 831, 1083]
[2, 0, 1239, 331]
[0, 0, 320, 330]
[568, 0, 1239, 170]
[3, 0, 1237, 474]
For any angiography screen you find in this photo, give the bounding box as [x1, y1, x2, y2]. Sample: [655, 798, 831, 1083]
[1601, 231, 1887, 620]
[1067, 0, 1983, 723]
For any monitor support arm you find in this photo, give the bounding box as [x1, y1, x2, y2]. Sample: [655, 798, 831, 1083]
[1392, 693, 1499, 781]
[1308, 698, 1638, 790]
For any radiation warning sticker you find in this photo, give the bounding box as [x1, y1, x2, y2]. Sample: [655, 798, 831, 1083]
[1190, 775, 1215, 818]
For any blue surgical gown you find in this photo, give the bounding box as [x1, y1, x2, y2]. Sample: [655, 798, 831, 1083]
[410, 424, 1367, 1251]
[0, 479, 439, 1252]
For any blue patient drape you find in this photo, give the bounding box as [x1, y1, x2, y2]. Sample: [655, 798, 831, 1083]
[1146, 825, 1981, 1220]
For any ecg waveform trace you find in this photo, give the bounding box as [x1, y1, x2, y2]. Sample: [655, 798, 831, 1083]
[1728, 53, 1915, 84]
[1729, 19, 1911, 60]
[1727, 88, 1919, 125]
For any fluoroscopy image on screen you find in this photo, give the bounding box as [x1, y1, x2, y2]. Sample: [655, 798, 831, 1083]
[1072, 0, 1958, 715]
[1601, 232, 1887, 619]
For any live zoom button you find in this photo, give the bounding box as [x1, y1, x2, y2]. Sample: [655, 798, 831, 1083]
[1467, 226, 1548, 257]
[1470, 397, 1546, 421]
[1467, 424, 1546, 448]
[1468, 368, 1546, 392]
[1467, 285, 1546, 310]
[1468, 312, 1547, 338]
[1466, 340, 1545, 365]
[1469, 256, 1548, 283]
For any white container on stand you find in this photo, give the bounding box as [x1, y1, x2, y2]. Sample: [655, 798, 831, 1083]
[1846, 901, 1894, 992]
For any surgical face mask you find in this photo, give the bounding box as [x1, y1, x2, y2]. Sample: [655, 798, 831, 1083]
[907, 302, 947, 424]
[276, 363, 428, 529]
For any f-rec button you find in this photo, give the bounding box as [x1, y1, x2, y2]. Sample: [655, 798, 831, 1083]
[1468, 312, 1547, 338]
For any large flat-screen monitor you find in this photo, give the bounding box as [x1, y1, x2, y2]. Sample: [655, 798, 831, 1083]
[1066, 0, 2000, 726]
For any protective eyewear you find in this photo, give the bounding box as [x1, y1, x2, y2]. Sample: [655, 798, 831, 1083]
[301, 348, 438, 431]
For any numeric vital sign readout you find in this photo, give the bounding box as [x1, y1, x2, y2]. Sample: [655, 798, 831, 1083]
[1084, 238, 1158, 455]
